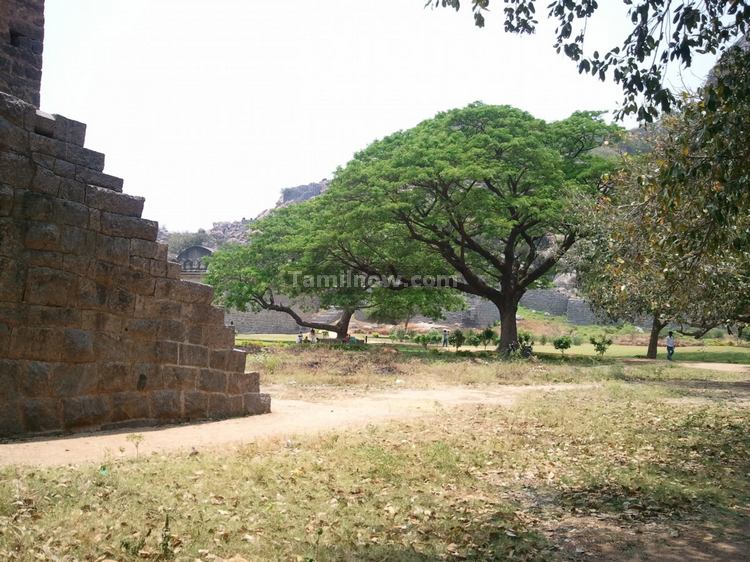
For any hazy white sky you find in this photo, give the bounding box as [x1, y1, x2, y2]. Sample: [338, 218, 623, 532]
[40, 0, 717, 232]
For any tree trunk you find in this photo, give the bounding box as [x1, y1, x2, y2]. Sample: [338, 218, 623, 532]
[266, 302, 357, 340]
[334, 308, 355, 340]
[647, 315, 665, 359]
[495, 299, 519, 354]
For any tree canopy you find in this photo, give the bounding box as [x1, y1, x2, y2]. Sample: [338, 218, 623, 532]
[429, 1, 749, 121]
[573, 116, 749, 356]
[206, 199, 462, 338]
[319, 103, 619, 352]
[658, 40, 750, 251]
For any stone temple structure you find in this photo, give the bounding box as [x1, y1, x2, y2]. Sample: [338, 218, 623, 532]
[0, 0, 270, 437]
[176, 245, 213, 283]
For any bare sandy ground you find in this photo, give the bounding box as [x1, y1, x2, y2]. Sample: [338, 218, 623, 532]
[622, 358, 750, 373]
[0, 384, 586, 468]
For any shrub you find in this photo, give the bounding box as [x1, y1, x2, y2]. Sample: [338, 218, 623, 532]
[414, 334, 430, 348]
[539, 334, 548, 345]
[426, 330, 443, 345]
[518, 331, 535, 346]
[389, 328, 415, 342]
[553, 335, 572, 356]
[589, 334, 613, 357]
[466, 331, 482, 347]
[518, 331, 534, 357]
[449, 329, 465, 350]
[480, 327, 498, 349]
[571, 334, 584, 346]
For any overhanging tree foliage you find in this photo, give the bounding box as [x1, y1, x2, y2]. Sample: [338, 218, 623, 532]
[429, 1, 749, 121]
[659, 39, 750, 251]
[319, 103, 619, 352]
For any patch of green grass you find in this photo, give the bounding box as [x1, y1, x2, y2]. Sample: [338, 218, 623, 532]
[534, 343, 750, 363]
[668, 347, 750, 364]
[240, 331, 750, 366]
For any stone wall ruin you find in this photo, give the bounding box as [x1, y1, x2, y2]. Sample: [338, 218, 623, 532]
[0, 0, 44, 107]
[0, 0, 269, 438]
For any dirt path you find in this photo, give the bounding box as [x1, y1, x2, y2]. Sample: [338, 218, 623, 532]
[622, 358, 750, 373]
[0, 383, 586, 468]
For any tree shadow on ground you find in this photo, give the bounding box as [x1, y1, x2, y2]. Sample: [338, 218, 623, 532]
[307, 510, 556, 561]
[652, 379, 750, 401]
[542, 513, 750, 562]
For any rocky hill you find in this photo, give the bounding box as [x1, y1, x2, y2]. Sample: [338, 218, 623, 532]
[255, 179, 328, 219]
[161, 179, 329, 254]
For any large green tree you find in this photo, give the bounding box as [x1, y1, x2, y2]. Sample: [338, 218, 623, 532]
[429, 1, 749, 121]
[207, 199, 461, 339]
[574, 122, 749, 357]
[319, 103, 619, 352]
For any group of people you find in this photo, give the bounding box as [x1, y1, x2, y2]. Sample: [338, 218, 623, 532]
[295, 329, 366, 345]
[296, 329, 318, 344]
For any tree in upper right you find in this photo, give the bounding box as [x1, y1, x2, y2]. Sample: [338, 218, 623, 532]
[429, 1, 749, 121]
[572, 119, 749, 358]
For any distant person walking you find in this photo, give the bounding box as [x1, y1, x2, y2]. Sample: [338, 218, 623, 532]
[310, 329, 318, 344]
[442, 328, 449, 347]
[666, 331, 676, 361]
[296, 332, 303, 344]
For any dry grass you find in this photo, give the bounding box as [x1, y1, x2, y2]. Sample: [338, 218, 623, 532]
[249, 345, 748, 400]
[1, 351, 749, 561]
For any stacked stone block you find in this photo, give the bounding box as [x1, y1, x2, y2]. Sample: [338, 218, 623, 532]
[0, 92, 270, 437]
[0, 0, 44, 107]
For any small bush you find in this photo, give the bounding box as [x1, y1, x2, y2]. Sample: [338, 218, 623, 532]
[414, 334, 430, 348]
[518, 331, 535, 346]
[539, 334, 548, 345]
[571, 334, 584, 346]
[449, 329, 465, 350]
[426, 330, 443, 345]
[518, 331, 534, 358]
[589, 334, 613, 357]
[466, 331, 482, 347]
[480, 327, 498, 349]
[553, 335, 572, 356]
[388, 328, 415, 342]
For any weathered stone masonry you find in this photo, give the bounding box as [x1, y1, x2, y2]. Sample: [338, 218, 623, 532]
[0, 0, 44, 107]
[0, 0, 269, 437]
